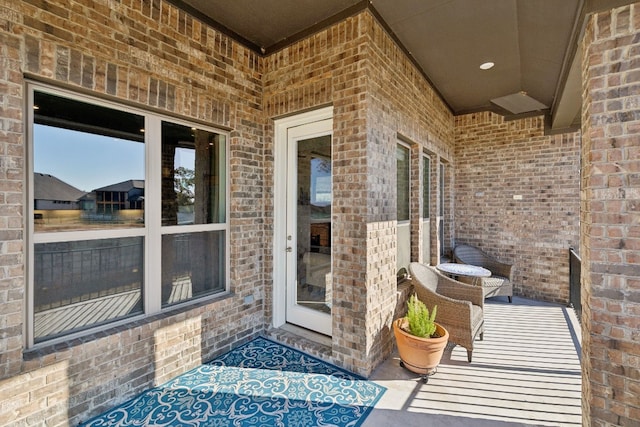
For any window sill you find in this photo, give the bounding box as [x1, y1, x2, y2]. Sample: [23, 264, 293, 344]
[24, 291, 235, 361]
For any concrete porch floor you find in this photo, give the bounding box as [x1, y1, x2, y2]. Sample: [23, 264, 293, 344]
[363, 297, 583, 427]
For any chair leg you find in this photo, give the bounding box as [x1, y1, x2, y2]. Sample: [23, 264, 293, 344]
[479, 332, 484, 341]
[467, 350, 473, 363]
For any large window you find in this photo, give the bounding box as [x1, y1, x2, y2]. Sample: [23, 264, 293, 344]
[28, 84, 228, 345]
[397, 145, 410, 222]
[422, 154, 431, 263]
[397, 144, 410, 274]
[439, 162, 446, 257]
[422, 156, 431, 220]
[160, 121, 226, 307]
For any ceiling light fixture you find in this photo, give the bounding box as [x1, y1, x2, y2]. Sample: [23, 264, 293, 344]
[479, 61, 495, 70]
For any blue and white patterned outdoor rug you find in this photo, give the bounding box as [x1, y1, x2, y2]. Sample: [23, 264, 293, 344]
[81, 336, 386, 427]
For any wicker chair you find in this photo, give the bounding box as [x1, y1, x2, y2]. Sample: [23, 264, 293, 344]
[453, 244, 513, 303]
[408, 262, 484, 363]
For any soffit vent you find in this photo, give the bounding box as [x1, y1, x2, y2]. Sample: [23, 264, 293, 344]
[490, 92, 548, 115]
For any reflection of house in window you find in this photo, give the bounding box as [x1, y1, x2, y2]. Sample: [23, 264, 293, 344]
[95, 180, 144, 214]
[78, 193, 96, 211]
[33, 173, 86, 210]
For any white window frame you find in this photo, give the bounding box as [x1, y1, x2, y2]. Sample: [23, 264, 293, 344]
[26, 82, 230, 348]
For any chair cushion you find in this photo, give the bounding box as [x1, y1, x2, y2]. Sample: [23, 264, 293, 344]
[482, 275, 509, 289]
[454, 245, 488, 267]
[409, 263, 439, 292]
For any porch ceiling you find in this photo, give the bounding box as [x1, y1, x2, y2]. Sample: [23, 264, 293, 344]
[169, 0, 634, 131]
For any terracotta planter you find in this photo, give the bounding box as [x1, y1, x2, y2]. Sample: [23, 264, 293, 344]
[393, 317, 449, 375]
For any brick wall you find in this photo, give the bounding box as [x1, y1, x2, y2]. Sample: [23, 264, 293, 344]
[0, 2, 458, 422]
[582, 3, 640, 426]
[454, 112, 581, 303]
[263, 11, 455, 375]
[365, 14, 455, 367]
[262, 14, 372, 374]
[5, 0, 637, 425]
[0, 0, 265, 424]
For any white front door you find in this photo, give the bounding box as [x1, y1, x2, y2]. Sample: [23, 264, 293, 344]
[273, 108, 333, 336]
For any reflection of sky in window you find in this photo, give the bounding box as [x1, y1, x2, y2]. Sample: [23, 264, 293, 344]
[311, 157, 331, 206]
[174, 147, 195, 169]
[34, 125, 145, 192]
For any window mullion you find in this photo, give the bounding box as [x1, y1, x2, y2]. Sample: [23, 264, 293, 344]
[145, 115, 162, 314]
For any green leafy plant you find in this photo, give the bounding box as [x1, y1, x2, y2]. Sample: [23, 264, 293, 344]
[406, 294, 438, 338]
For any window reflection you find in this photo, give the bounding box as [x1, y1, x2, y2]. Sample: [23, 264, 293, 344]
[297, 136, 332, 313]
[33, 91, 145, 232]
[161, 231, 225, 307]
[161, 122, 226, 226]
[397, 145, 410, 222]
[34, 237, 144, 342]
[311, 157, 331, 210]
[423, 156, 430, 219]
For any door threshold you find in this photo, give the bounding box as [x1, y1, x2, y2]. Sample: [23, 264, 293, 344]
[281, 323, 332, 346]
[266, 324, 332, 361]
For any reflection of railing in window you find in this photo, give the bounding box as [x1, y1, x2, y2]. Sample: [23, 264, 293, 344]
[163, 235, 195, 304]
[162, 231, 225, 306]
[172, 234, 193, 277]
[34, 240, 143, 311]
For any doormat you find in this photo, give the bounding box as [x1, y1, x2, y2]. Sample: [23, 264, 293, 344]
[81, 336, 386, 426]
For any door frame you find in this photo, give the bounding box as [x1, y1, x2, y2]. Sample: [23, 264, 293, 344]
[272, 106, 333, 331]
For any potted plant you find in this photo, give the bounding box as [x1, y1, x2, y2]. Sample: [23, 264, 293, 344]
[393, 294, 449, 379]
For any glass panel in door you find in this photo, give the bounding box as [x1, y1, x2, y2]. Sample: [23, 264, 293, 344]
[285, 119, 332, 336]
[297, 136, 332, 314]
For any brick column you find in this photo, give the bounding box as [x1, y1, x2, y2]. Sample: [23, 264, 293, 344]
[409, 142, 423, 264]
[582, 3, 640, 425]
[0, 24, 25, 379]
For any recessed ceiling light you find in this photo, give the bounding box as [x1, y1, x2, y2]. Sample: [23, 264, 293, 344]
[480, 62, 495, 70]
